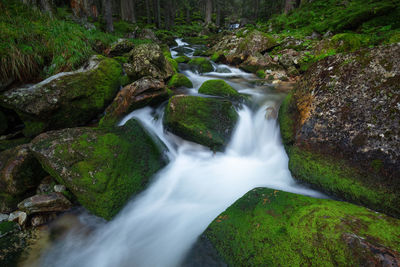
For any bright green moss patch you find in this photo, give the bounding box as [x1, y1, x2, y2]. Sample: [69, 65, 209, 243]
[188, 57, 214, 73]
[278, 92, 296, 147]
[205, 188, 400, 266]
[31, 119, 168, 220]
[163, 95, 238, 151]
[168, 74, 193, 88]
[256, 70, 266, 79]
[287, 147, 400, 217]
[198, 80, 241, 101]
[167, 57, 179, 73]
[175, 56, 191, 64]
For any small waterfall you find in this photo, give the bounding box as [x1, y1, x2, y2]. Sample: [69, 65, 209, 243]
[40, 39, 326, 267]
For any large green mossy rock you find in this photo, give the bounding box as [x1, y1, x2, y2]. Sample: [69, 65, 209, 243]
[163, 95, 238, 151]
[278, 44, 400, 218]
[198, 80, 240, 101]
[30, 119, 168, 220]
[0, 56, 123, 138]
[175, 56, 191, 64]
[188, 58, 214, 73]
[167, 74, 193, 89]
[203, 188, 400, 266]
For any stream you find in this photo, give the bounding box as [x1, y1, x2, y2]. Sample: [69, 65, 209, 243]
[39, 39, 326, 267]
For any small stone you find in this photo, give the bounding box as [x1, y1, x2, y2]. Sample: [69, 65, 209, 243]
[31, 213, 57, 227]
[8, 211, 27, 226]
[17, 193, 72, 215]
[54, 184, 67, 193]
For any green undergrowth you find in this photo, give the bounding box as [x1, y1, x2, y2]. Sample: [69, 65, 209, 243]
[205, 188, 400, 266]
[0, 0, 122, 84]
[269, 0, 400, 38]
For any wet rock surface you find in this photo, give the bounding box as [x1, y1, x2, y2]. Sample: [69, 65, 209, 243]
[101, 77, 167, 126]
[0, 145, 46, 213]
[30, 119, 168, 220]
[279, 43, 400, 217]
[17, 193, 72, 215]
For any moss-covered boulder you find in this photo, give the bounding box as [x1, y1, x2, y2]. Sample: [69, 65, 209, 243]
[167, 74, 193, 89]
[0, 138, 31, 153]
[163, 95, 238, 151]
[30, 119, 168, 220]
[201, 188, 400, 266]
[198, 80, 240, 101]
[210, 30, 277, 65]
[175, 56, 191, 64]
[278, 44, 400, 217]
[0, 56, 123, 137]
[124, 43, 174, 81]
[101, 77, 168, 127]
[0, 145, 46, 213]
[188, 58, 214, 73]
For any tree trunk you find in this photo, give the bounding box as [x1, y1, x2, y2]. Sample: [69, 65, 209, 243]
[121, 0, 136, 23]
[153, 0, 160, 28]
[216, 0, 220, 26]
[104, 0, 113, 32]
[284, 0, 296, 14]
[205, 0, 212, 24]
[145, 0, 151, 24]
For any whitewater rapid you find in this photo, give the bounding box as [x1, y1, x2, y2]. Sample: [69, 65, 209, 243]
[40, 39, 326, 267]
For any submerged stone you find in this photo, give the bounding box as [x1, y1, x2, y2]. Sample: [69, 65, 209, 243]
[163, 95, 238, 151]
[188, 58, 214, 73]
[202, 188, 400, 266]
[30, 119, 168, 220]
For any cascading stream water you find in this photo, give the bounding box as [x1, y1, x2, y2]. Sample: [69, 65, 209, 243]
[40, 40, 326, 267]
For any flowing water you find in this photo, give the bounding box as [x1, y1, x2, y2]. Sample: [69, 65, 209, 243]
[39, 39, 326, 267]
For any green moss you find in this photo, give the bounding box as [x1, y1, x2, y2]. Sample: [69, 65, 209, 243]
[167, 57, 179, 73]
[278, 92, 296, 147]
[175, 56, 190, 64]
[0, 221, 18, 235]
[0, 138, 31, 152]
[278, 92, 400, 217]
[188, 58, 214, 73]
[32, 119, 167, 220]
[11, 57, 123, 137]
[256, 70, 266, 79]
[331, 33, 371, 52]
[198, 80, 241, 101]
[205, 188, 400, 267]
[113, 56, 128, 64]
[163, 96, 238, 151]
[287, 147, 400, 217]
[167, 73, 193, 88]
[210, 52, 224, 63]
